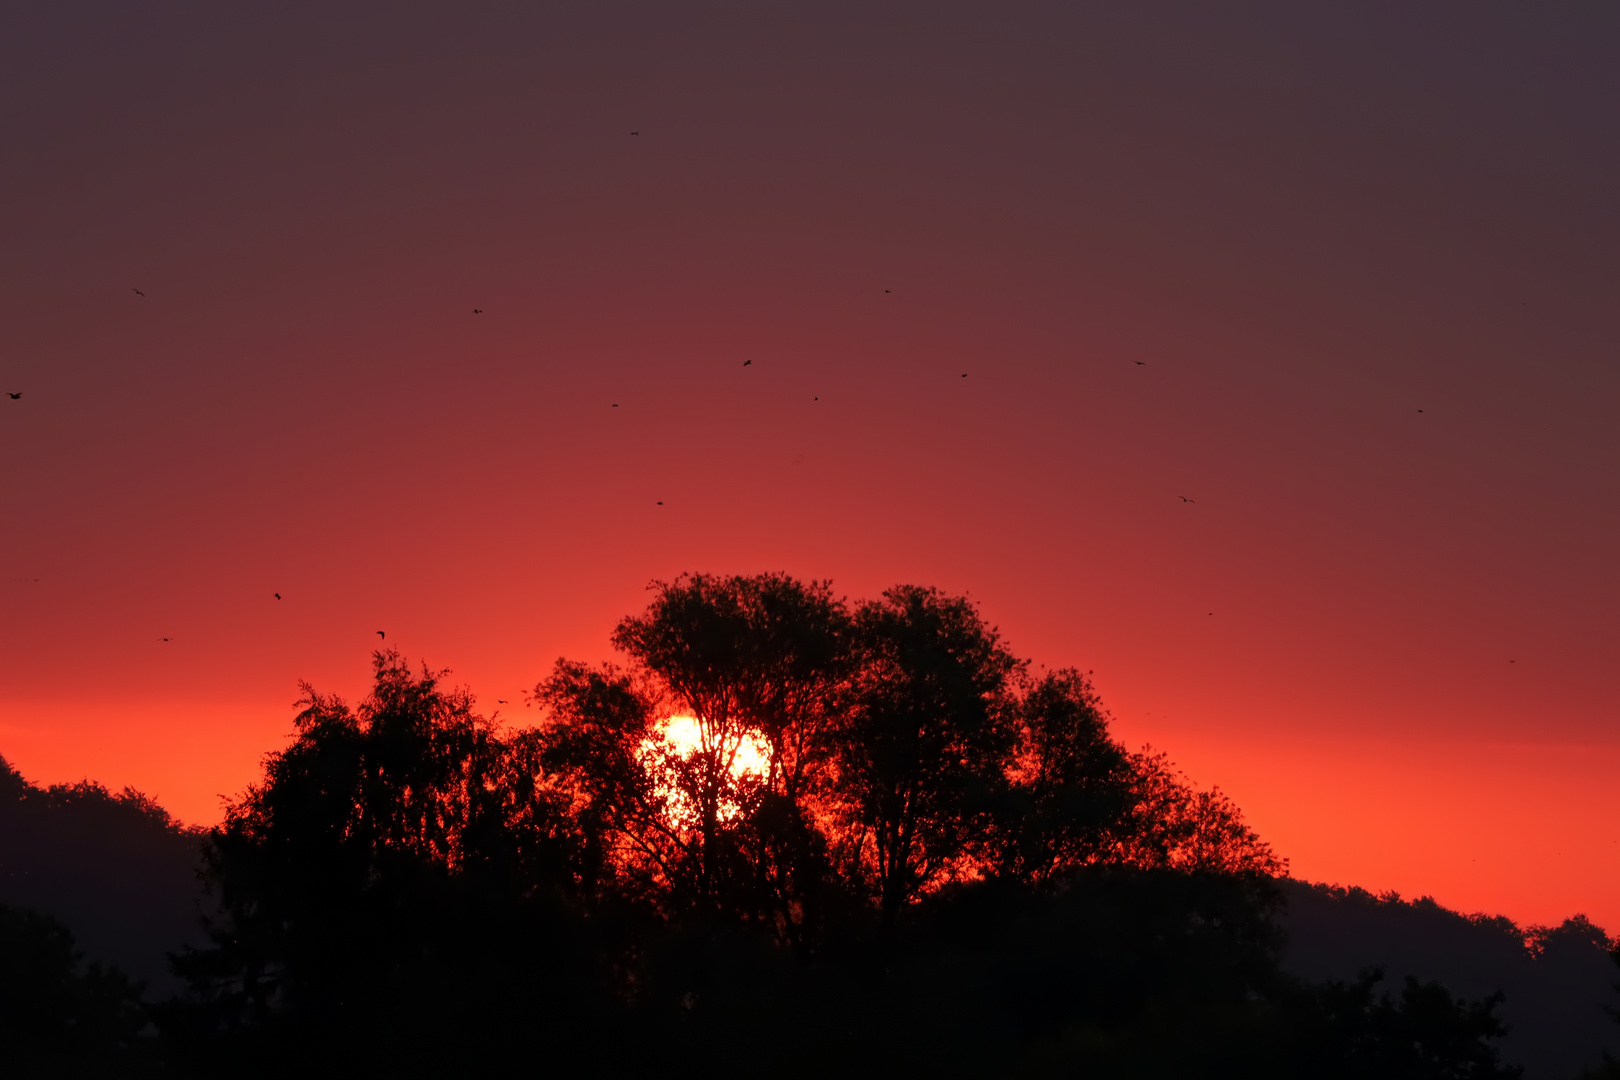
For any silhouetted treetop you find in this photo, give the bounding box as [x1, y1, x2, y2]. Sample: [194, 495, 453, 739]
[991, 667, 1137, 883]
[0, 753, 189, 840]
[612, 573, 851, 779]
[177, 650, 605, 1068]
[831, 585, 1022, 914]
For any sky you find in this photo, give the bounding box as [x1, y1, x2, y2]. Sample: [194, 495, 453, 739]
[1, 1, 1616, 931]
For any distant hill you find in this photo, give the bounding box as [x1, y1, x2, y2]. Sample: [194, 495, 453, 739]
[1279, 878, 1619, 1080]
[0, 754, 209, 997]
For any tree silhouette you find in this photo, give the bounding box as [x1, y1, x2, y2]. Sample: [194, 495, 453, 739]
[1274, 969, 1522, 1079]
[0, 756, 206, 994]
[989, 667, 1137, 883]
[612, 572, 851, 810]
[534, 656, 697, 909]
[172, 651, 607, 1074]
[612, 572, 851, 930]
[0, 903, 159, 1078]
[1117, 748, 1287, 875]
[539, 573, 853, 941]
[1577, 938, 1620, 1078]
[829, 585, 1021, 916]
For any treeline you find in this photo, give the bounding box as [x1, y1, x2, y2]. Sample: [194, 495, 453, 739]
[7, 574, 1596, 1077]
[1282, 882, 1620, 1079]
[0, 762, 202, 1077]
[0, 759, 205, 994]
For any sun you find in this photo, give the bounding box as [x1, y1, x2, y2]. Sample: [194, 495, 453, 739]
[637, 716, 772, 826]
[657, 716, 771, 779]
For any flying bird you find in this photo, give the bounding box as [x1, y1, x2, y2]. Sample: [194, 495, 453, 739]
[961, 373, 967, 378]
[274, 593, 281, 600]
[161, 637, 171, 642]
[132, 288, 145, 296]
[885, 289, 891, 293]
[473, 308, 483, 314]
[1417, 409, 1424, 413]
[657, 501, 664, 505]
[631, 131, 639, 135]
[1179, 496, 1195, 503]
[612, 403, 619, 407]
[6, 393, 19, 400]
[497, 699, 509, 704]
[1133, 361, 1146, 366]
[813, 396, 819, 401]
[743, 360, 752, 367]
[376, 630, 385, 639]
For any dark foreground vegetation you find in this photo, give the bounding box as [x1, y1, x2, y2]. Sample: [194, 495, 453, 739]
[3, 575, 1615, 1077]
[1282, 883, 1620, 1079]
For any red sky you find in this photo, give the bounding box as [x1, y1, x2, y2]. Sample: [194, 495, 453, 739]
[2, 2, 1616, 931]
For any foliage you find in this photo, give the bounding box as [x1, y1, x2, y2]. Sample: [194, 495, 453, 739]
[830, 585, 1023, 914]
[0, 903, 160, 1078]
[989, 667, 1136, 882]
[1117, 748, 1287, 875]
[1267, 969, 1522, 1079]
[165, 653, 611, 1075]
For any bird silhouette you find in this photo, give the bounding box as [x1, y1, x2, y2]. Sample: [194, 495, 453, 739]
[1179, 496, 1195, 503]
[813, 396, 819, 401]
[743, 360, 752, 367]
[497, 699, 509, 704]
[961, 373, 967, 378]
[376, 630, 386, 639]
[1134, 361, 1146, 366]
[631, 131, 639, 135]
[6, 393, 19, 400]
[657, 501, 664, 505]
[473, 308, 483, 314]
[274, 592, 281, 600]
[612, 403, 619, 407]
[884, 289, 891, 293]
[1417, 409, 1424, 413]
[132, 288, 145, 297]
[161, 637, 171, 642]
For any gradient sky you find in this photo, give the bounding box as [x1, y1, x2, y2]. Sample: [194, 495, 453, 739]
[2, 2, 1616, 931]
